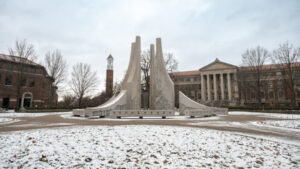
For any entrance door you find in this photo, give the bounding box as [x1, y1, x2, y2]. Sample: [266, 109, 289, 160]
[2, 98, 10, 108]
[23, 98, 31, 108]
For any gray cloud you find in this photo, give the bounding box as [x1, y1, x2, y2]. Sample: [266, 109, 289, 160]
[0, 0, 299, 96]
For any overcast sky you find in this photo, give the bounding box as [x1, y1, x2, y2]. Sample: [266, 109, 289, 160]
[0, 0, 300, 95]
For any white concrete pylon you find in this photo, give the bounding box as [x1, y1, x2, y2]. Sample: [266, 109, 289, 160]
[149, 44, 155, 109]
[149, 38, 175, 110]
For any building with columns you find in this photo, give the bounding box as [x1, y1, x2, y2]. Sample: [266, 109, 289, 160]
[170, 59, 239, 106]
[199, 59, 239, 106]
[170, 58, 300, 107]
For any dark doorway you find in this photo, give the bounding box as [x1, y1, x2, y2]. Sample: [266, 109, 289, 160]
[2, 98, 10, 108]
[23, 98, 31, 108]
[142, 91, 149, 109]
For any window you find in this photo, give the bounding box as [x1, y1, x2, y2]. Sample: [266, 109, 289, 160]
[191, 91, 195, 99]
[184, 85, 188, 90]
[21, 78, 26, 87]
[22, 67, 27, 73]
[296, 79, 300, 87]
[5, 76, 12, 85]
[276, 72, 282, 76]
[29, 78, 35, 87]
[198, 84, 201, 89]
[297, 91, 300, 98]
[260, 92, 265, 98]
[31, 68, 36, 74]
[267, 81, 273, 88]
[295, 70, 300, 77]
[277, 80, 283, 87]
[251, 92, 255, 99]
[0, 64, 2, 69]
[198, 93, 201, 100]
[269, 91, 274, 99]
[267, 72, 272, 78]
[279, 91, 284, 98]
[7, 64, 13, 71]
[190, 77, 194, 82]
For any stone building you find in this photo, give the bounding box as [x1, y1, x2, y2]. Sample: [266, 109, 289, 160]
[170, 58, 300, 107]
[0, 54, 58, 109]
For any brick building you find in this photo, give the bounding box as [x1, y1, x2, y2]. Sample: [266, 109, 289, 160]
[0, 54, 58, 109]
[170, 59, 300, 107]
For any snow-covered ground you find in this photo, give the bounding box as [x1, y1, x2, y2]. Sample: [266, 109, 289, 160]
[0, 125, 299, 168]
[0, 118, 14, 124]
[9, 122, 74, 128]
[252, 120, 300, 129]
[0, 112, 71, 117]
[230, 111, 300, 119]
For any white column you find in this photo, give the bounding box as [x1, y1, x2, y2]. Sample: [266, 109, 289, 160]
[213, 74, 217, 101]
[207, 74, 211, 101]
[233, 72, 238, 98]
[220, 73, 225, 100]
[201, 74, 205, 101]
[227, 72, 232, 100]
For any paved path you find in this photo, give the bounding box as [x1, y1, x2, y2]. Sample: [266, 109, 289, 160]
[0, 112, 299, 144]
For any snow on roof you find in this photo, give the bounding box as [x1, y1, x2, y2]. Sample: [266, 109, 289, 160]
[0, 54, 41, 67]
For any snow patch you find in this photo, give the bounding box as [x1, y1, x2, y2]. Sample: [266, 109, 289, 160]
[0, 112, 72, 117]
[0, 118, 20, 125]
[229, 111, 300, 119]
[0, 125, 299, 168]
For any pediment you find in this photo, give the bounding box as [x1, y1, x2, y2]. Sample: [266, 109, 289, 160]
[200, 59, 237, 71]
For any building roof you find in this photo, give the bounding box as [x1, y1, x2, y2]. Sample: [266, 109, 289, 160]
[240, 62, 300, 70]
[0, 54, 42, 67]
[169, 70, 201, 76]
[199, 58, 238, 71]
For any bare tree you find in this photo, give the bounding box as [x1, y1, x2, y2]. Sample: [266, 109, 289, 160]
[44, 49, 67, 106]
[164, 53, 178, 72]
[273, 42, 300, 108]
[242, 46, 270, 107]
[237, 67, 250, 105]
[8, 39, 37, 111]
[60, 94, 76, 107]
[141, 50, 178, 91]
[70, 63, 98, 107]
[113, 81, 121, 95]
[141, 50, 151, 91]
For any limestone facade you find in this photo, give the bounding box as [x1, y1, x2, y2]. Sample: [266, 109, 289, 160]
[170, 59, 239, 106]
